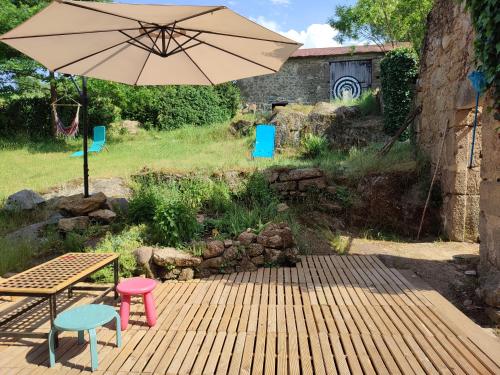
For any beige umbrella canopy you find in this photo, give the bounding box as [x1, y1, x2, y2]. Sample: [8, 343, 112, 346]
[0, 0, 301, 85]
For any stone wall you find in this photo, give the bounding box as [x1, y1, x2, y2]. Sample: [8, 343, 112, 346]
[478, 90, 500, 308]
[414, 0, 480, 242]
[237, 53, 384, 110]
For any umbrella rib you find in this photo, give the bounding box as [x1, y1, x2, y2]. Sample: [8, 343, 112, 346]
[53, 27, 160, 72]
[134, 29, 162, 85]
[171, 37, 214, 85]
[164, 6, 226, 27]
[164, 22, 176, 55]
[174, 27, 299, 45]
[183, 34, 278, 73]
[138, 21, 162, 55]
[120, 30, 162, 56]
[166, 32, 202, 57]
[60, 0, 161, 27]
[0, 27, 151, 41]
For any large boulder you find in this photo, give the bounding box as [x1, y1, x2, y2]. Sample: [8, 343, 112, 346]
[199, 256, 225, 269]
[58, 192, 107, 216]
[279, 168, 322, 181]
[58, 216, 90, 232]
[152, 247, 202, 267]
[89, 209, 117, 223]
[106, 197, 129, 215]
[4, 189, 45, 211]
[270, 108, 309, 148]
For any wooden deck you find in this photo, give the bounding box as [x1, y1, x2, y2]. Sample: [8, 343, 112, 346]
[1, 255, 499, 374]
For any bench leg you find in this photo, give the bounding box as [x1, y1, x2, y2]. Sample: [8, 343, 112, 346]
[48, 328, 57, 368]
[143, 292, 157, 327]
[114, 313, 122, 347]
[88, 328, 98, 372]
[119, 294, 131, 331]
[78, 330, 84, 345]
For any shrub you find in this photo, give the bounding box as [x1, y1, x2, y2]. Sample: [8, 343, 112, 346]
[356, 90, 380, 116]
[128, 183, 165, 224]
[301, 133, 329, 159]
[86, 226, 144, 283]
[151, 196, 200, 246]
[380, 47, 419, 138]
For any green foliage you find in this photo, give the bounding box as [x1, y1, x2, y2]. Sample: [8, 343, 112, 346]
[334, 186, 354, 208]
[329, 0, 433, 50]
[356, 90, 380, 116]
[463, 0, 499, 104]
[301, 134, 329, 159]
[236, 172, 277, 208]
[380, 47, 419, 138]
[0, 237, 34, 276]
[86, 226, 144, 283]
[151, 196, 199, 246]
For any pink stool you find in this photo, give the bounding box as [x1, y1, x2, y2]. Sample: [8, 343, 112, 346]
[116, 277, 157, 330]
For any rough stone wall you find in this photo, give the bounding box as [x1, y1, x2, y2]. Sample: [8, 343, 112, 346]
[237, 53, 384, 110]
[478, 91, 500, 308]
[414, 0, 480, 241]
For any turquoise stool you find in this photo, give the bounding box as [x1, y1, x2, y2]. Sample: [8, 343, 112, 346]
[48, 304, 121, 372]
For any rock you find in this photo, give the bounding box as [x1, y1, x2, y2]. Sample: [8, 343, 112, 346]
[223, 239, 233, 248]
[237, 230, 257, 245]
[464, 270, 477, 276]
[158, 267, 181, 280]
[223, 246, 241, 261]
[485, 307, 500, 324]
[279, 247, 300, 266]
[452, 254, 480, 265]
[152, 247, 202, 267]
[279, 168, 322, 182]
[257, 222, 294, 249]
[251, 255, 265, 266]
[134, 246, 153, 266]
[229, 119, 254, 136]
[271, 181, 297, 192]
[264, 248, 281, 264]
[199, 256, 225, 269]
[178, 268, 194, 281]
[119, 120, 140, 135]
[277, 203, 289, 212]
[236, 257, 257, 272]
[479, 271, 500, 307]
[298, 177, 327, 191]
[58, 192, 107, 216]
[5, 218, 56, 243]
[203, 240, 225, 259]
[106, 197, 129, 215]
[5, 189, 45, 211]
[247, 243, 264, 257]
[58, 216, 90, 232]
[463, 299, 473, 307]
[326, 186, 337, 195]
[89, 209, 117, 223]
[270, 108, 309, 147]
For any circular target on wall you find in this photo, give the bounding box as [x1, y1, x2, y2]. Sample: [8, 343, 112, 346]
[332, 76, 362, 100]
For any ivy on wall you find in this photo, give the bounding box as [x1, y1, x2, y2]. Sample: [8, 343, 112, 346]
[380, 47, 419, 138]
[463, 0, 500, 109]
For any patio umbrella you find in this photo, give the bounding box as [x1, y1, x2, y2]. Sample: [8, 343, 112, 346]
[0, 0, 301, 196]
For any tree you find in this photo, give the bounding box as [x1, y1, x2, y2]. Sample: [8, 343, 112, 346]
[329, 0, 433, 51]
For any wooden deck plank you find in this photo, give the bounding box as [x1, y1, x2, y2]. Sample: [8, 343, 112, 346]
[2, 255, 500, 375]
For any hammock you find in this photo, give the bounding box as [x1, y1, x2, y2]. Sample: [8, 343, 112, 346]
[51, 97, 81, 137]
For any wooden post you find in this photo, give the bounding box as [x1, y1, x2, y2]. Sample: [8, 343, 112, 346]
[82, 77, 89, 198]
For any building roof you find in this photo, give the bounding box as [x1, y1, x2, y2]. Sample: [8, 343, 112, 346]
[290, 43, 411, 58]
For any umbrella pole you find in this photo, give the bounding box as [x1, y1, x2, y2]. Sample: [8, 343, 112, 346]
[82, 77, 89, 197]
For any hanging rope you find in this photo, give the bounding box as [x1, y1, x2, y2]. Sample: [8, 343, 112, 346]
[51, 96, 81, 137]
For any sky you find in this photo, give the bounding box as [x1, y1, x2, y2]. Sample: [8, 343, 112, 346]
[121, 0, 358, 48]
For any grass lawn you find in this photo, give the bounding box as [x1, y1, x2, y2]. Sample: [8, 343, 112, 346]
[0, 123, 296, 200]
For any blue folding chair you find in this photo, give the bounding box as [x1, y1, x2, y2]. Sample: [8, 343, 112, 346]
[252, 124, 275, 158]
[71, 126, 107, 157]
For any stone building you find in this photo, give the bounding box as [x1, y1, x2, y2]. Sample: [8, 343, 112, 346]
[415, 0, 480, 242]
[237, 43, 407, 110]
[415, 0, 500, 308]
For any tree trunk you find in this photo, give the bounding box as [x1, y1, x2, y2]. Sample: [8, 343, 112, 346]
[49, 71, 57, 137]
